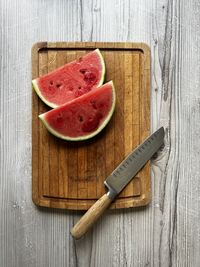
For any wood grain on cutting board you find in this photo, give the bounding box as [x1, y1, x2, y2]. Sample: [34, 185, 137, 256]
[32, 42, 150, 210]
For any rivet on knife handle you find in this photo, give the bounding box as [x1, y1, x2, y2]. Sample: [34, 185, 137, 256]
[70, 127, 164, 239]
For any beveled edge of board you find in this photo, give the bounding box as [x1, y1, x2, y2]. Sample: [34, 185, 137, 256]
[35, 192, 151, 210]
[32, 41, 150, 57]
[32, 41, 151, 210]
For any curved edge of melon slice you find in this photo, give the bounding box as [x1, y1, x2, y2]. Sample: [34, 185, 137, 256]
[32, 49, 105, 108]
[32, 79, 58, 108]
[39, 81, 116, 141]
[95, 48, 106, 87]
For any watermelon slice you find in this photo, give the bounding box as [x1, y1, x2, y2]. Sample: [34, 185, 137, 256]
[39, 81, 116, 141]
[32, 49, 105, 108]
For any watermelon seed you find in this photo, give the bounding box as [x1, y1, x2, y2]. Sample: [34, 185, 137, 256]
[78, 115, 83, 122]
[56, 83, 62, 88]
[80, 69, 86, 74]
[50, 81, 53, 85]
[78, 86, 82, 89]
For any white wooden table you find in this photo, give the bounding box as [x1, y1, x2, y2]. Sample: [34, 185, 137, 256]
[1, 0, 200, 266]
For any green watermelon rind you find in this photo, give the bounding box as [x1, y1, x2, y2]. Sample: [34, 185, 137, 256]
[32, 49, 106, 109]
[39, 81, 116, 141]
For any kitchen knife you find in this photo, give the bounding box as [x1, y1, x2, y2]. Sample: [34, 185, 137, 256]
[71, 127, 164, 239]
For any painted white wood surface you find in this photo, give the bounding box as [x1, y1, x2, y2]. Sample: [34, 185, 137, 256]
[1, 0, 200, 266]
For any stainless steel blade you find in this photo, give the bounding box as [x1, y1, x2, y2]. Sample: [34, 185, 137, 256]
[104, 127, 164, 199]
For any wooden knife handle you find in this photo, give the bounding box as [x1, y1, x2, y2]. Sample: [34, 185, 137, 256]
[70, 193, 112, 239]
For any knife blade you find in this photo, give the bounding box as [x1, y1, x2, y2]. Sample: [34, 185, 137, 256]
[105, 126, 165, 200]
[71, 127, 164, 239]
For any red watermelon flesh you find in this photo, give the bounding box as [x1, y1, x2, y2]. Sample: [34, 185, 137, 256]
[32, 49, 105, 108]
[39, 81, 116, 141]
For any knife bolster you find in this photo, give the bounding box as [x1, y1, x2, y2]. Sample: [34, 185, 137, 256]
[104, 181, 118, 200]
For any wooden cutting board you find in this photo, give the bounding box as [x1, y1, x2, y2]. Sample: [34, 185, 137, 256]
[32, 42, 150, 210]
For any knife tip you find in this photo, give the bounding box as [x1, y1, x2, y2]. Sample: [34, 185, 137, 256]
[157, 126, 165, 139]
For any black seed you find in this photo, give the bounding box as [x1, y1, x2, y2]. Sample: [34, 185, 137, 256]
[80, 68, 86, 74]
[78, 115, 83, 122]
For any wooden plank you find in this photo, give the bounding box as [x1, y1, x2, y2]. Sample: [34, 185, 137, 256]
[75, 50, 89, 201]
[114, 50, 125, 198]
[32, 43, 40, 205]
[139, 46, 151, 204]
[47, 50, 60, 197]
[86, 140, 98, 200]
[38, 49, 50, 198]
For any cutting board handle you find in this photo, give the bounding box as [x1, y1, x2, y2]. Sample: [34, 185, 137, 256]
[70, 193, 112, 239]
